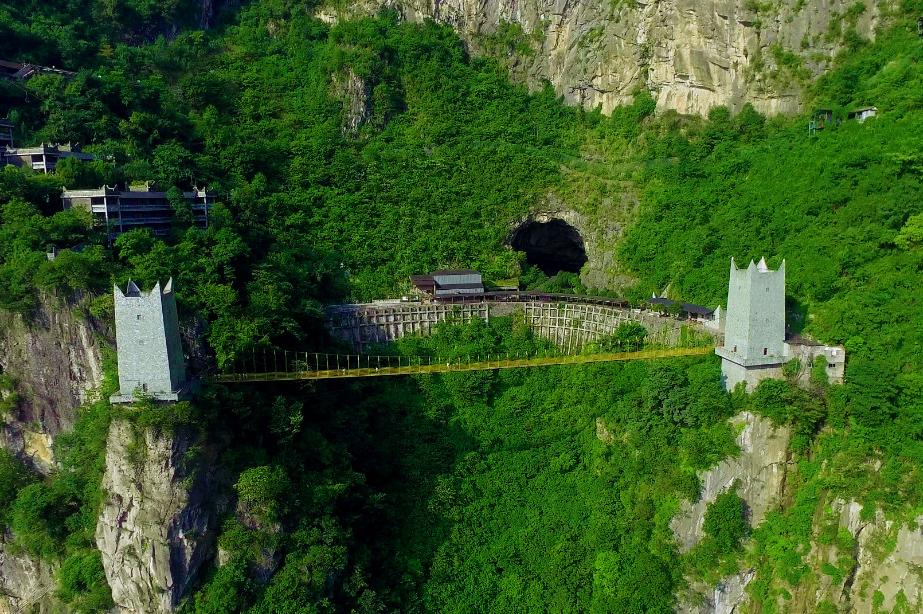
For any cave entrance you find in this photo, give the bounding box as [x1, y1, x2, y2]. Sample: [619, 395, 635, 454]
[511, 219, 588, 276]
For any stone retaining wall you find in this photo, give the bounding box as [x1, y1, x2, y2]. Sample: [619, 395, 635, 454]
[326, 301, 719, 351]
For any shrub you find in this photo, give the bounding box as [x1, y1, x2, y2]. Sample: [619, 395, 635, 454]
[9, 482, 71, 559]
[0, 450, 34, 528]
[703, 490, 749, 554]
[57, 549, 114, 610]
[235, 465, 290, 521]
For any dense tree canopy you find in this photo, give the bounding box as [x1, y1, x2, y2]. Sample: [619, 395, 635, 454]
[0, 0, 921, 611]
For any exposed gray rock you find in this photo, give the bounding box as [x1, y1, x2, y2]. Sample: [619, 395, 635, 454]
[679, 569, 755, 614]
[333, 68, 372, 135]
[0, 294, 105, 474]
[673, 437, 923, 613]
[95, 420, 215, 613]
[671, 411, 791, 552]
[672, 411, 790, 613]
[235, 507, 282, 584]
[0, 537, 58, 613]
[321, 0, 881, 116]
[804, 500, 923, 612]
[712, 570, 754, 614]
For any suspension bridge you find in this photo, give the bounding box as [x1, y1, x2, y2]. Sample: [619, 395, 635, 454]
[211, 344, 715, 383]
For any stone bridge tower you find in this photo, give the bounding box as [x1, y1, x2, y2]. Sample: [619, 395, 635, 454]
[715, 257, 786, 391]
[110, 279, 189, 403]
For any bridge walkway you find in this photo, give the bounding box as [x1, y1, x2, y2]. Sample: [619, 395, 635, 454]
[213, 345, 714, 383]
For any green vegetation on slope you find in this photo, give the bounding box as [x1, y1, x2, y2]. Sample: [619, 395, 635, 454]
[616, 14, 923, 499]
[188, 317, 739, 612]
[0, 0, 921, 611]
[6, 351, 118, 610]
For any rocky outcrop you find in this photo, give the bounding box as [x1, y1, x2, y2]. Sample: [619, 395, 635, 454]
[230, 507, 283, 584]
[333, 68, 373, 135]
[672, 412, 791, 613]
[0, 537, 57, 613]
[95, 420, 215, 613]
[0, 294, 105, 473]
[322, 0, 882, 116]
[672, 412, 923, 613]
[797, 500, 923, 613]
[513, 192, 638, 290]
[671, 411, 791, 552]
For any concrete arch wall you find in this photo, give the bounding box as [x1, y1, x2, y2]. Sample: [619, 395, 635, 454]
[522, 302, 685, 351]
[326, 301, 718, 351]
[326, 303, 490, 351]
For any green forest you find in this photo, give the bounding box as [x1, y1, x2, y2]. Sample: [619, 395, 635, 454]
[0, 0, 922, 611]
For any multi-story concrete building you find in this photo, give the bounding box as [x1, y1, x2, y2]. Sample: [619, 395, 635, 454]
[62, 183, 214, 241]
[110, 279, 189, 403]
[1, 143, 95, 173]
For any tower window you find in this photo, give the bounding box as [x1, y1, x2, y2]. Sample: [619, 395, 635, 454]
[136, 314, 142, 320]
[763, 347, 768, 355]
[733, 345, 737, 352]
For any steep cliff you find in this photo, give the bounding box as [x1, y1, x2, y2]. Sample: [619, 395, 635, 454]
[791, 500, 923, 613]
[673, 413, 923, 613]
[671, 411, 792, 553]
[333, 68, 373, 135]
[95, 420, 216, 613]
[0, 537, 58, 613]
[0, 295, 105, 473]
[322, 0, 883, 116]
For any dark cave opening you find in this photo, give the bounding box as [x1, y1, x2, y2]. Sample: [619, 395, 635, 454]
[511, 219, 588, 276]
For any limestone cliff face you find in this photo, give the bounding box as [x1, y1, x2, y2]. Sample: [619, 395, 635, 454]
[668, 411, 790, 614]
[0, 537, 57, 613]
[333, 68, 373, 135]
[322, 0, 882, 116]
[0, 295, 105, 473]
[671, 411, 792, 553]
[672, 412, 923, 613]
[794, 500, 923, 613]
[95, 420, 215, 613]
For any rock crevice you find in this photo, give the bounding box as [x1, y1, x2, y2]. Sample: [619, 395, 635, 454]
[671, 411, 791, 553]
[95, 420, 215, 613]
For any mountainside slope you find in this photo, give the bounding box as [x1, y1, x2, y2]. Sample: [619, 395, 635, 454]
[324, 0, 886, 115]
[0, 1, 921, 612]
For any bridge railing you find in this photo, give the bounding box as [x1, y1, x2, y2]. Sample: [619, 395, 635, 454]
[222, 346, 593, 378]
[214, 340, 715, 383]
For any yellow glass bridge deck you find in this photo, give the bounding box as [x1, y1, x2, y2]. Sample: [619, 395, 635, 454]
[213, 346, 714, 383]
